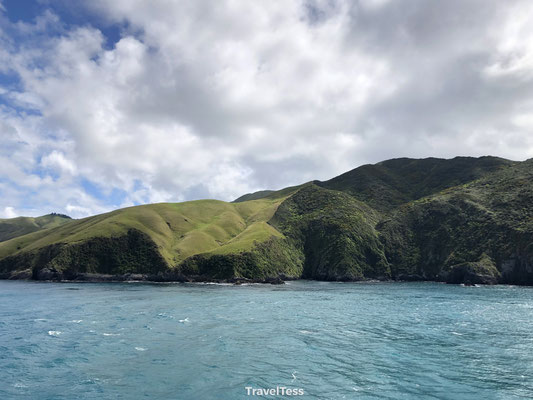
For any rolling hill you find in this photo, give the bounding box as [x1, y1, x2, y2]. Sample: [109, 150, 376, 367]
[0, 213, 72, 242]
[0, 156, 532, 285]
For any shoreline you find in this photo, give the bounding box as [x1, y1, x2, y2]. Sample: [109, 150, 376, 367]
[2, 272, 529, 286]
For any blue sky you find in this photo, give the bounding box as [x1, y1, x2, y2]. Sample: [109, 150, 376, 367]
[1, 0, 533, 219]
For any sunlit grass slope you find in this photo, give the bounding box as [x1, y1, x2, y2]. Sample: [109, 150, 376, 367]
[0, 198, 285, 268]
[0, 214, 72, 243]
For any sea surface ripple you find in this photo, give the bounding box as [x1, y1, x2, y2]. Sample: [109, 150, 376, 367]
[1, 280, 532, 399]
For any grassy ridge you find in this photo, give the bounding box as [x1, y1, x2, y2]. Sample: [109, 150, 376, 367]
[0, 214, 72, 242]
[317, 156, 514, 211]
[0, 198, 287, 275]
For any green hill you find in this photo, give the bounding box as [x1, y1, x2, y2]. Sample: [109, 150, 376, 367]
[1, 156, 532, 285]
[233, 190, 275, 203]
[0, 213, 72, 242]
[317, 156, 515, 211]
[378, 158, 533, 285]
[0, 198, 296, 280]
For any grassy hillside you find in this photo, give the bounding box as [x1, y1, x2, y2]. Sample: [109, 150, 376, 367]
[317, 156, 514, 211]
[0, 198, 288, 273]
[233, 190, 275, 203]
[1, 156, 532, 285]
[0, 213, 72, 242]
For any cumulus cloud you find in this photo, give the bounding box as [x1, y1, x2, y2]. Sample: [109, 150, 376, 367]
[2, 206, 17, 218]
[0, 0, 533, 217]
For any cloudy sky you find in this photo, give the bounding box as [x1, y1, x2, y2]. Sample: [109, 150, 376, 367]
[1, 0, 533, 218]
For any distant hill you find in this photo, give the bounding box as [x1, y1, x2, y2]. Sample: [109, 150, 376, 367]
[1, 156, 532, 285]
[233, 190, 275, 203]
[0, 213, 72, 242]
[317, 156, 515, 211]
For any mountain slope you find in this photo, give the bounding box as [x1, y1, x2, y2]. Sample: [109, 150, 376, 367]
[378, 158, 533, 284]
[317, 156, 515, 211]
[233, 190, 275, 203]
[0, 213, 72, 242]
[269, 184, 389, 281]
[0, 156, 531, 285]
[0, 198, 295, 280]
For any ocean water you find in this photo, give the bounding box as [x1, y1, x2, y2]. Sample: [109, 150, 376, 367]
[1, 281, 532, 400]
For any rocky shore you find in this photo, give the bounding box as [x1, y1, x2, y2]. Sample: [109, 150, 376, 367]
[1, 266, 512, 286]
[1, 267, 288, 285]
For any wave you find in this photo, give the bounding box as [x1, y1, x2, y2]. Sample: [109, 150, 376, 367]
[103, 333, 121, 336]
[179, 317, 189, 323]
[48, 331, 62, 337]
[135, 347, 147, 351]
[70, 320, 83, 323]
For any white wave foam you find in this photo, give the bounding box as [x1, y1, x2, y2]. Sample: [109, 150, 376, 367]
[70, 320, 83, 323]
[135, 347, 147, 351]
[48, 331, 62, 337]
[103, 333, 121, 336]
[178, 317, 189, 323]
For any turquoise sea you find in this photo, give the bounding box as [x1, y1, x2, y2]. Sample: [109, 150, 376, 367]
[0, 280, 532, 399]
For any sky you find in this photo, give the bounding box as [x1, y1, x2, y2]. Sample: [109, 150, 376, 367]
[1, 0, 533, 218]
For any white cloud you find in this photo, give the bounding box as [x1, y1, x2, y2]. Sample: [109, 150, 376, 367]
[41, 151, 77, 176]
[484, 2, 533, 79]
[0, 0, 533, 218]
[2, 207, 17, 218]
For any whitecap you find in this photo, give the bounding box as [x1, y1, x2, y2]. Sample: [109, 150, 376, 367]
[178, 317, 189, 323]
[34, 318, 46, 322]
[14, 383, 28, 388]
[48, 331, 62, 337]
[299, 330, 314, 335]
[103, 333, 121, 336]
[70, 320, 83, 323]
[451, 331, 463, 336]
[135, 347, 147, 351]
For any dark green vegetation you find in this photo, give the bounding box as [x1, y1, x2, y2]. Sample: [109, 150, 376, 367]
[1, 156, 532, 285]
